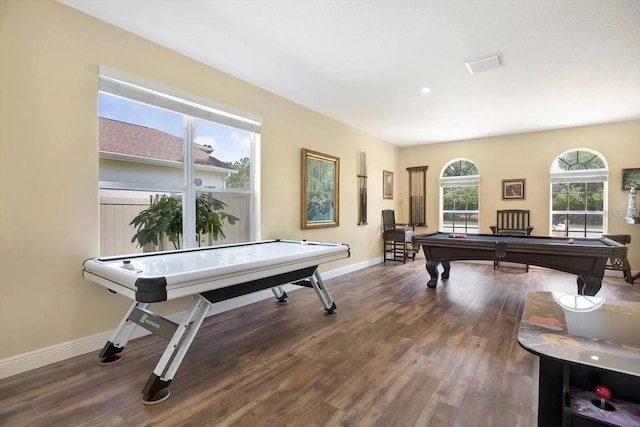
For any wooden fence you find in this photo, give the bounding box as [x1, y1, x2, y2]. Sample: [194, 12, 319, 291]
[100, 193, 250, 256]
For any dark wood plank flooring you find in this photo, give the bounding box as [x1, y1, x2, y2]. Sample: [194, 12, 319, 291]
[1, 257, 639, 427]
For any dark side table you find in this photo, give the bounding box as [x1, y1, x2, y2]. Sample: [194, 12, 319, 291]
[518, 291, 640, 426]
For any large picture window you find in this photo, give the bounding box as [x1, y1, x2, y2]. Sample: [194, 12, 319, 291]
[98, 68, 261, 256]
[550, 149, 608, 238]
[440, 159, 480, 234]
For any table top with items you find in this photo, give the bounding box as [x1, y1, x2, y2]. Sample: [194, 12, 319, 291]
[517, 291, 640, 377]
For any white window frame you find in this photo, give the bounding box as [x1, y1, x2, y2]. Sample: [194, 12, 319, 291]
[549, 148, 609, 237]
[439, 159, 480, 234]
[98, 67, 262, 249]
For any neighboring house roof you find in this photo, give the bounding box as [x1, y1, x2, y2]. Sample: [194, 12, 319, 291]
[99, 117, 233, 170]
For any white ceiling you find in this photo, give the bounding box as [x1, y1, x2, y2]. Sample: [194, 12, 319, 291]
[60, 0, 640, 146]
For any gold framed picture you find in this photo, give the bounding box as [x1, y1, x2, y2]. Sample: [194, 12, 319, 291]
[383, 170, 393, 199]
[301, 149, 340, 229]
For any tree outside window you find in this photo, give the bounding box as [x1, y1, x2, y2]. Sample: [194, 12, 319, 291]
[440, 159, 480, 234]
[550, 150, 608, 238]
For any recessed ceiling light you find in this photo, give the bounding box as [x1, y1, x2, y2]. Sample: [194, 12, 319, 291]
[421, 87, 431, 94]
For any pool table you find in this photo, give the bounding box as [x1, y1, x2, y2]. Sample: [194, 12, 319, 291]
[412, 232, 628, 296]
[83, 239, 349, 404]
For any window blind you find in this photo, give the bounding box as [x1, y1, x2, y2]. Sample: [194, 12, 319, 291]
[550, 169, 608, 183]
[98, 67, 261, 133]
[439, 175, 480, 187]
[407, 166, 428, 226]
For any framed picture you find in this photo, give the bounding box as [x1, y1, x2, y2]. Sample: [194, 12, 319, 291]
[383, 170, 393, 199]
[301, 149, 340, 229]
[622, 168, 640, 190]
[502, 178, 525, 200]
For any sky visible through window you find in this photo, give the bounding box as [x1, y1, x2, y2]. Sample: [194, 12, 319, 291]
[99, 93, 250, 163]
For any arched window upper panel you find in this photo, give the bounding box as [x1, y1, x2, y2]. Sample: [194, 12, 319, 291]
[549, 149, 609, 238]
[440, 159, 480, 234]
[442, 159, 479, 177]
[551, 149, 608, 172]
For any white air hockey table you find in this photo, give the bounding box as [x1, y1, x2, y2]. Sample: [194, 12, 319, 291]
[83, 239, 350, 404]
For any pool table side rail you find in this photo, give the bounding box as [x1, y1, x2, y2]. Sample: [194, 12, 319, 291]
[413, 233, 627, 257]
[413, 232, 627, 278]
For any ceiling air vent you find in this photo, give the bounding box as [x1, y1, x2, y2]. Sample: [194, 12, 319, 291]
[465, 53, 503, 75]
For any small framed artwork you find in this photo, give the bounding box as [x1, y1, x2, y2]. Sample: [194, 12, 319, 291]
[502, 178, 525, 200]
[383, 170, 393, 199]
[301, 148, 340, 229]
[622, 168, 640, 190]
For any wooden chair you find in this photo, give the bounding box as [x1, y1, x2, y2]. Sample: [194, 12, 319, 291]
[382, 210, 418, 263]
[490, 210, 533, 236]
[490, 209, 533, 271]
[602, 234, 637, 284]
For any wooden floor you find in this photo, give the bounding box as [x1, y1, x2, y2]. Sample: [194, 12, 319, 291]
[2, 257, 639, 427]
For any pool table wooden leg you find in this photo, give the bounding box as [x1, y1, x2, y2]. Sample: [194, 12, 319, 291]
[425, 260, 450, 288]
[577, 275, 601, 296]
[621, 258, 639, 284]
[441, 261, 451, 280]
[425, 261, 440, 288]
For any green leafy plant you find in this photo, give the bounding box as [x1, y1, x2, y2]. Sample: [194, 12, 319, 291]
[130, 194, 239, 250]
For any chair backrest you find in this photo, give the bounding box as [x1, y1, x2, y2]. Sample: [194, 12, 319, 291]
[382, 210, 396, 232]
[495, 209, 532, 235]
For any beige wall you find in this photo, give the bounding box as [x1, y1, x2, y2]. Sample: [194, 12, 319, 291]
[1, 0, 639, 362]
[398, 120, 640, 266]
[0, 0, 398, 359]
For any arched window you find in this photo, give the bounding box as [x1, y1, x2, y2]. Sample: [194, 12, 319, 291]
[440, 159, 480, 234]
[550, 149, 608, 238]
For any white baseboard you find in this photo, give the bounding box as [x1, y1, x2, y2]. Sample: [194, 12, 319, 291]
[0, 257, 380, 380]
[323, 256, 381, 279]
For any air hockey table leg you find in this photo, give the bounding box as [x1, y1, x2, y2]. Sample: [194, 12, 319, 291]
[98, 302, 150, 365]
[309, 270, 337, 316]
[271, 286, 289, 304]
[141, 295, 210, 404]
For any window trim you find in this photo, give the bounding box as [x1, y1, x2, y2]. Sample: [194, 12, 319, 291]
[98, 67, 261, 251]
[439, 159, 480, 234]
[99, 66, 261, 133]
[549, 149, 609, 237]
[439, 175, 480, 187]
[550, 169, 608, 183]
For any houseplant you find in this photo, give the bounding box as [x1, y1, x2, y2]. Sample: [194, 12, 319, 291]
[130, 193, 239, 250]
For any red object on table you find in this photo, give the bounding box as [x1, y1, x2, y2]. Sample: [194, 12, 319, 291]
[595, 385, 612, 400]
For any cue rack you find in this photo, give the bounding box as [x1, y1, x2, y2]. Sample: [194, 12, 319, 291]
[358, 151, 367, 225]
